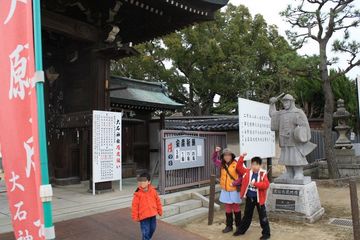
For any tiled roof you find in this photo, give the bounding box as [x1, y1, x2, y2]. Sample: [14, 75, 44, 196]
[110, 76, 183, 111]
[165, 115, 239, 131]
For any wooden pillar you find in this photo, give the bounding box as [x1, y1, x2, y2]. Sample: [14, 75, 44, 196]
[267, 157, 272, 182]
[90, 52, 113, 191]
[80, 129, 89, 181]
[208, 174, 216, 225]
[160, 112, 165, 130]
[350, 178, 360, 240]
[91, 53, 109, 110]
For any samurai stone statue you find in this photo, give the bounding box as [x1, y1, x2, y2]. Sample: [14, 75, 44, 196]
[269, 94, 317, 183]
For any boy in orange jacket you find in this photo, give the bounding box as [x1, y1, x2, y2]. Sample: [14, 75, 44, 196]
[234, 154, 271, 240]
[132, 172, 163, 240]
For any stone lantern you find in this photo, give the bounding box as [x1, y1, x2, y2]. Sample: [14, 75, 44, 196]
[333, 99, 352, 149]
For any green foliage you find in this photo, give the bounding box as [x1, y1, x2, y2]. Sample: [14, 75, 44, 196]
[112, 3, 357, 118]
[294, 59, 357, 119]
[113, 4, 297, 115]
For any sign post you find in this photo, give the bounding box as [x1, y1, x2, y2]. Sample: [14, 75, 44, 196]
[33, 0, 55, 238]
[356, 76, 360, 136]
[92, 111, 123, 195]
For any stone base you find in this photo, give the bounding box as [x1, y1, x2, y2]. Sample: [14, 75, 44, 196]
[318, 160, 360, 179]
[266, 181, 324, 223]
[274, 176, 311, 185]
[54, 176, 81, 186]
[268, 206, 325, 223]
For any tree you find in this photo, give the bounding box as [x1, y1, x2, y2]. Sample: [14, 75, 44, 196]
[114, 4, 298, 115]
[281, 0, 360, 179]
[293, 59, 357, 120]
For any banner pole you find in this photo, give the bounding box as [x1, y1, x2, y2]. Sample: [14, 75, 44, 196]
[32, 0, 55, 239]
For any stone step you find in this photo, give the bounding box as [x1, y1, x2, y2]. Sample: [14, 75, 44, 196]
[161, 192, 192, 206]
[158, 185, 221, 206]
[174, 199, 203, 213]
[160, 199, 203, 219]
[161, 204, 180, 219]
[161, 207, 208, 226]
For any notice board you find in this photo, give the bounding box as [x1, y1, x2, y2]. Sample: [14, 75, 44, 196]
[92, 110, 122, 194]
[238, 98, 276, 160]
[165, 136, 205, 170]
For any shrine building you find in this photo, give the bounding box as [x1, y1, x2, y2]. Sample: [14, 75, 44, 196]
[41, 0, 228, 188]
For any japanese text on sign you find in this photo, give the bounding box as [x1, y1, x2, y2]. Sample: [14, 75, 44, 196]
[238, 98, 275, 160]
[92, 111, 122, 183]
[0, 0, 45, 239]
[165, 136, 205, 170]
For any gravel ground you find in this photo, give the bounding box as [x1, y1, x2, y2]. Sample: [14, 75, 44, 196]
[182, 184, 356, 240]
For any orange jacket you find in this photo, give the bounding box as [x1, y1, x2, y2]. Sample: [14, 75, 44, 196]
[220, 160, 239, 192]
[131, 185, 163, 222]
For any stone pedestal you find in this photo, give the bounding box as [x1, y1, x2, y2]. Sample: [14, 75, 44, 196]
[274, 176, 311, 185]
[266, 181, 324, 223]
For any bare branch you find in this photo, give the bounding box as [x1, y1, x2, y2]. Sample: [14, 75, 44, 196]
[342, 59, 360, 74]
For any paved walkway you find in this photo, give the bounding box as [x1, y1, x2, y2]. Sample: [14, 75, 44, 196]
[0, 178, 150, 233]
[0, 208, 205, 240]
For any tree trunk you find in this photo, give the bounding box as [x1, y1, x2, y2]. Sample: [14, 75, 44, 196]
[200, 93, 215, 116]
[188, 82, 197, 115]
[319, 42, 340, 179]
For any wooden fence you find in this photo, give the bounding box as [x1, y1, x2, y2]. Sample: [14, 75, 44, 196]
[159, 130, 226, 194]
[307, 130, 336, 163]
[308, 130, 360, 163]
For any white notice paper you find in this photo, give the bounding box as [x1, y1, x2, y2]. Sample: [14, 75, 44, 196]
[238, 98, 276, 160]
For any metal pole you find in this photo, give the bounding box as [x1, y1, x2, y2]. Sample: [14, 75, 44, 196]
[356, 76, 360, 136]
[350, 178, 360, 240]
[208, 174, 216, 225]
[160, 131, 165, 195]
[32, 0, 55, 239]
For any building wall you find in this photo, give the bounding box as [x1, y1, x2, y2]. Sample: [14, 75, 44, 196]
[153, 126, 285, 178]
[227, 131, 240, 156]
[149, 121, 161, 175]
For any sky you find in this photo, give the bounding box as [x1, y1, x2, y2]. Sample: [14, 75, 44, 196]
[229, 0, 360, 79]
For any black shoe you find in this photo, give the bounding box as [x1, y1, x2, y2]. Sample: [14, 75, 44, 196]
[222, 226, 233, 233]
[233, 211, 242, 236]
[222, 213, 233, 233]
[260, 235, 271, 240]
[233, 230, 244, 236]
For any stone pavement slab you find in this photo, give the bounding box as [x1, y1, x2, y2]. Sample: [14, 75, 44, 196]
[0, 178, 139, 234]
[0, 208, 206, 240]
[0, 179, 6, 193]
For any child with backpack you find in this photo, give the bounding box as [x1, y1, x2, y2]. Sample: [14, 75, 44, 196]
[212, 147, 243, 235]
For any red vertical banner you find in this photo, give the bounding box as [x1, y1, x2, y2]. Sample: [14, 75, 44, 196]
[0, 1, 45, 239]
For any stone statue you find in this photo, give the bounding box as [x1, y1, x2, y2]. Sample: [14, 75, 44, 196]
[269, 94, 317, 184]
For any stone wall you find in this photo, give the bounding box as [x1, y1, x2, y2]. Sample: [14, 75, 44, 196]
[308, 148, 360, 179]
